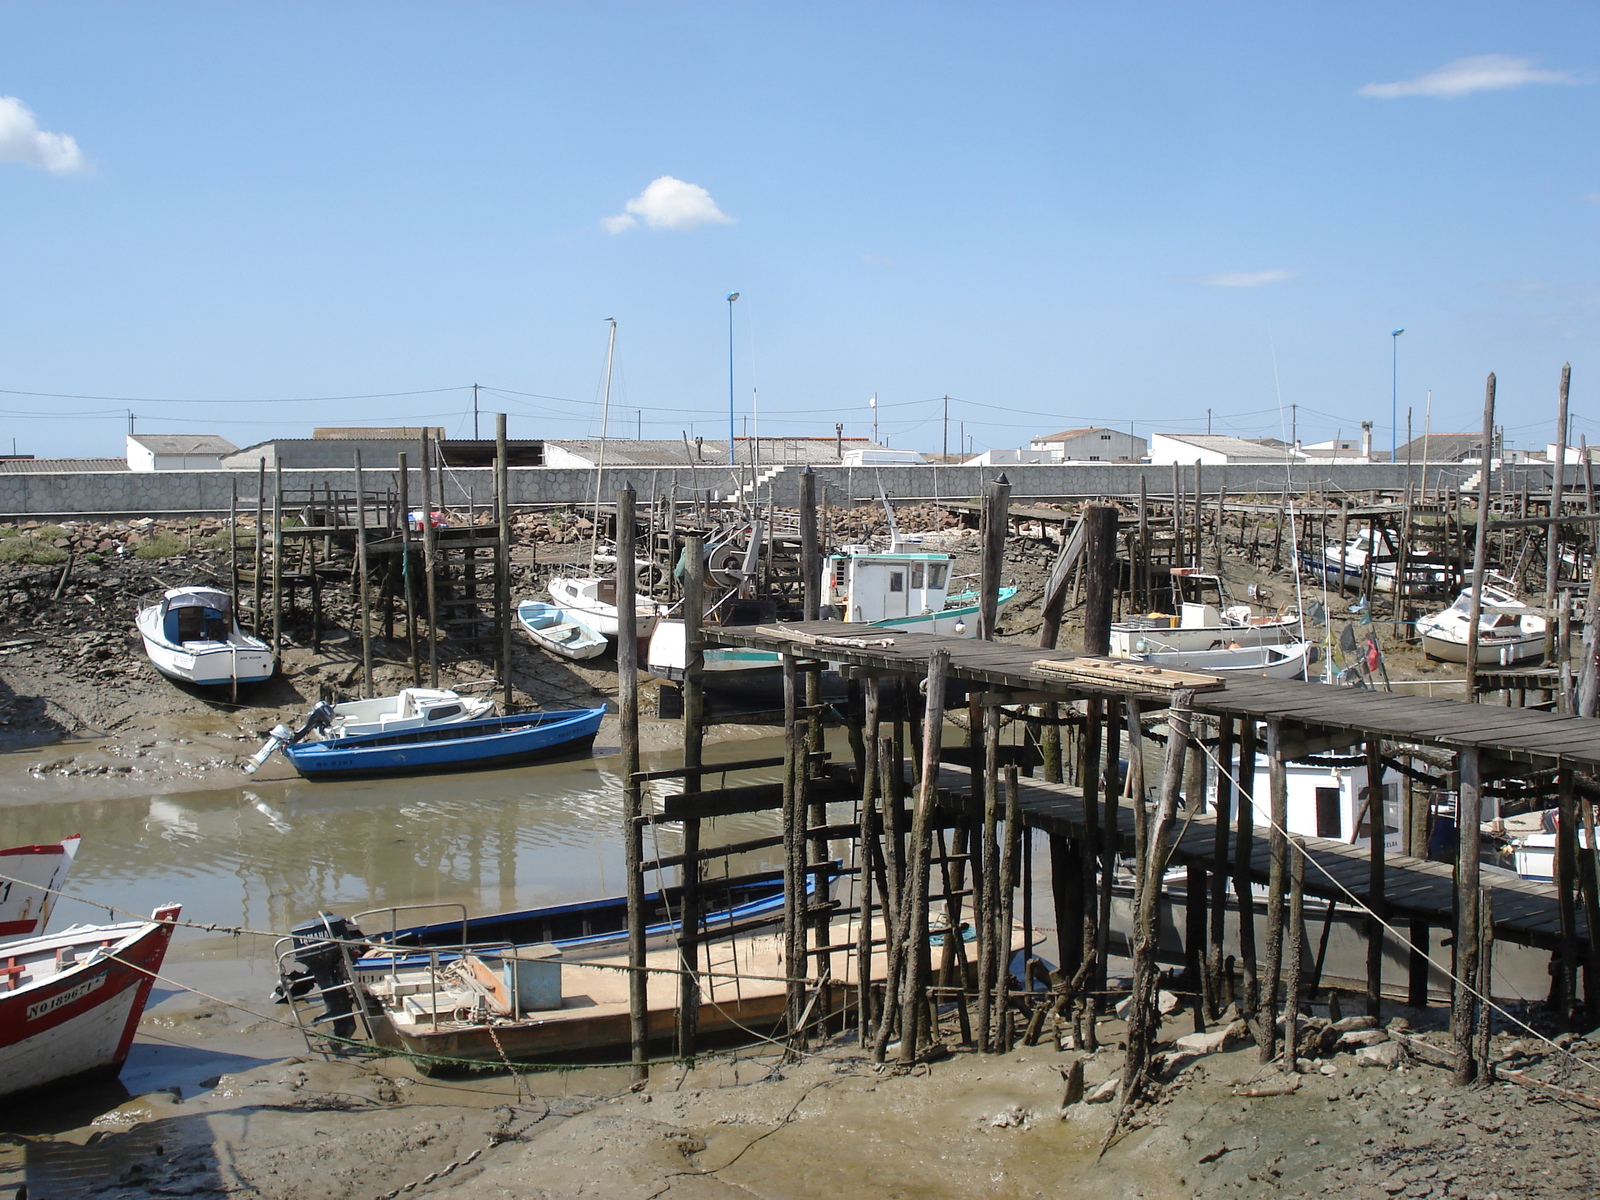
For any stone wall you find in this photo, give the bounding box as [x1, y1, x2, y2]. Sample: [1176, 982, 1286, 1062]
[0, 459, 1492, 520]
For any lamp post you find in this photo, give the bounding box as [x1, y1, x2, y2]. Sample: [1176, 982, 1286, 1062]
[727, 293, 740, 465]
[1391, 328, 1405, 462]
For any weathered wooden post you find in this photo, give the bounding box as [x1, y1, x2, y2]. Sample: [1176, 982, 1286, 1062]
[898, 648, 949, 1062]
[1365, 740, 1386, 1018]
[998, 765, 1022, 1052]
[617, 483, 647, 1080]
[420, 429, 440, 689]
[857, 678, 882, 1044]
[1556, 768, 1579, 1027]
[1547, 366, 1571, 664]
[677, 533, 706, 1058]
[1453, 746, 1483, 1085]
[397, 452, 420, 685]
[1282, 838, 1306, 1072]
[1082, 504, 1119, 656]
[354, 450, 374, 699]
[1260, 719, 1289, 1062]
[1464, 375, 1497, 698]
[978, 475, 1011, 641]
[271, 461, 284, 667]
[496, 413, 513, 709]
[1207, 716, 1235, 1021]
[253, 458, 266, 636]
[1234, 721, 1262, 1044]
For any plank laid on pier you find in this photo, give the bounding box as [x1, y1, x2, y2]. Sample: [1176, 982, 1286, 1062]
[932, 763, 1575, 953]
[710, 622, 1600, 771]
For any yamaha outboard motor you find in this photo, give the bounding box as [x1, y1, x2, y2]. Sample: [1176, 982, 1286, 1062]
[277, 912, 365, 1041]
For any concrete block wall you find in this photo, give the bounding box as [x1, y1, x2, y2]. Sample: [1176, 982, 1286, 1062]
[0, 460, 1490, 521]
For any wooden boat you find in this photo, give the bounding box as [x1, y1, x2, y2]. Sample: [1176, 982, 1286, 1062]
[515, 600, 608, 661]
[135, 585, 274, 687]
[546, 575, 664, 639]
[1131, 640, 1312, 681]
[0, 905, 180, 1102]
[1415, 574, 1546, 665]
[255, 705, 606, 781]
[0, 835, 80, 942]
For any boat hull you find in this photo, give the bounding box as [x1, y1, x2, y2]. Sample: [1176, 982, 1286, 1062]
[1133, 642, 1311, 680]
[515, 601, 608, 661]
[0, 836, 79, 941]
[546, 577, 660, 639]
[1418, 631, 1545, 666]
[136, 605, 275, 686]
[0, 907, 179, 1102]
[283, 707, 606, 780]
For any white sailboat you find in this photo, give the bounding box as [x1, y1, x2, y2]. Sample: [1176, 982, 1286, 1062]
[544, 319, 666, 640]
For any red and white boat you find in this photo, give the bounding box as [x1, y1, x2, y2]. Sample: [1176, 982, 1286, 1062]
[0, 904, 180, 1102]
[0, 835, 81, 942]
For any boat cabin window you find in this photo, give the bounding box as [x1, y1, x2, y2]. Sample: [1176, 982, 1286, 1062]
[911, 564, 924, 589]
[889, 571, 903, 593]
[426, 704, 462, 722]
[928, 564, 946, 589]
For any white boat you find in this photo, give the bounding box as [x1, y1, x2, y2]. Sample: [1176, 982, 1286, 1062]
[244, 685, 498, 773]
[516, 600, 608, 661]
[647, 543, 1017, 698]
[546, 575, 665, 639]
[1298, 529, 1447, 595]
[1415, 574, 1546, 665]
[0, 835, 80, 942]
[0, 905, 180, 1102]
[135, 586, 275, 687]
[1131, 640, 1312, 680]
[1111, 571, 1299, 657]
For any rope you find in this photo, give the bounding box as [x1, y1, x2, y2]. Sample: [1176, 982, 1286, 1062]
[1188, 733, 1600, 1079]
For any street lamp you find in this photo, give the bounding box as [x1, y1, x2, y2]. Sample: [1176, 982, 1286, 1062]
[727, 293, 740, 465]
[1391, 328, 1405, 462]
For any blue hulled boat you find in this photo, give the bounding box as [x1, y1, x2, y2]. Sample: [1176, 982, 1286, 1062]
[278, 705, 606, 780]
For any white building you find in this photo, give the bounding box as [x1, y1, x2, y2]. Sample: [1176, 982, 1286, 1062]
[1028, 427, 1146, 462]
[126, 433, 239, 472]
[1148, 432, 1303, 466]
[961, 447, 1055, 467]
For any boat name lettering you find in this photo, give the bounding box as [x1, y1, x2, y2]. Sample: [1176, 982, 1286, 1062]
[26, 972, 106, 1020]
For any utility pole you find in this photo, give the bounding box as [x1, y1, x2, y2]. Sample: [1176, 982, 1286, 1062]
[1290, 403, 1297, 449]
[1207, 408, 1212, 435]
[637, 410, 642, 440]
[473, 383, 480, 440]
[128, 411, 135, 436]
[942, 395, 950, 461]
[870, 393, 878, 445]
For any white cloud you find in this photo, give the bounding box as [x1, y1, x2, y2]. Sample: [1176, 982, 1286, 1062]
[1195, 269, 1300, 288]
[1359, 55, 1580, 100]
[0, 96, 85, 174]
[602, 176, 733, 234]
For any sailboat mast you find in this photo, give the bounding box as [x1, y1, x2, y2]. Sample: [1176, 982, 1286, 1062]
[591, 319, 617, 567]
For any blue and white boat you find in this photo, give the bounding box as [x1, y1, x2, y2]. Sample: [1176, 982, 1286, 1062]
[516, 599, 608, 661]
[248, 702, 606, 780]
[136, 586, 274, 688]
[647, 541, 1017, 700]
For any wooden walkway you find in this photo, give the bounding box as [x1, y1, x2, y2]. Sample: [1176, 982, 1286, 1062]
[934, 763, 1572, 952]
[710, 622, 1600, 773]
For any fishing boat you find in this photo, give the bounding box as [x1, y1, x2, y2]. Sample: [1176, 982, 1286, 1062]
[246, 702, 606, 781]
[1414, 574, 1547, 665]
[545, 575, 664, 639]
[1130, 640, 1312, 680]
[1110, 571, 1300, 658]
[0, 905, 180, 1102]
[0, 835, 80, 942]
[135, 585, 274, 687]
[244, 685, 499, 774]
[1297, 528, 1449, 596]
[515, 599, 608, 661]
[647, 541, 1017, 700]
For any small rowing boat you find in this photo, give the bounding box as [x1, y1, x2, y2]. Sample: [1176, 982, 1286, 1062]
[516, 600, 608, 661]
[0, 905, 180, 1102]
[136, 586, 274, 688]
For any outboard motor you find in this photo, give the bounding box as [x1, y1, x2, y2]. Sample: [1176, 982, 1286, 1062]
[276, 912, 365, 1041]
[244, 702, 337, 774]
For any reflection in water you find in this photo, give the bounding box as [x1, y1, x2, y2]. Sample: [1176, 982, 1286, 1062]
[0, 735, 798, 978]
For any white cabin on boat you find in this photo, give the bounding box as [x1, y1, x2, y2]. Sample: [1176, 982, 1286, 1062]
[822, 547, 955, 624]
[1227, 752, 1402, 852]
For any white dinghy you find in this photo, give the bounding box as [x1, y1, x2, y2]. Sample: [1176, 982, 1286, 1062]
[516, 599, 608, 660]
[136, 586, 274, 687]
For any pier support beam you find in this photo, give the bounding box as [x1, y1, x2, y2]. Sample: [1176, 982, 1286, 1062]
[1453, 746, 1483, 1085]
[617, 484, 647, 1081]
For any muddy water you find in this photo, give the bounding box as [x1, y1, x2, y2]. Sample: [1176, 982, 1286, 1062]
[0, 725, 799, 1120]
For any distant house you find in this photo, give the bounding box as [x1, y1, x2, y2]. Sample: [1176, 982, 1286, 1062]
[1148, 433, 1303, 465]
[222, 431, 461, 470]
[126, 434, 239, 472]
[1028, 427, 1146, 462]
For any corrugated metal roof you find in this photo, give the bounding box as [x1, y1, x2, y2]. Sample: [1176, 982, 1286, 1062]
[1154, 433, 1297, 461]
[127, 434, 239, 455]
[0, 458, 130, 474]
[546, 438, 887, 468]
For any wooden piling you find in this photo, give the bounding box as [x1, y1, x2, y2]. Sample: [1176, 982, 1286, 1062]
[1234, 720, 1261, 1042]
[1260, 719, 1289, 1062]
[397, 453, 419, 686]
[253, 458, 266, 637]
[354, 451, 374, 698]
[1464, 375, 1497, 698]
[1365, 740, 1386, 1018]
[677, 533, 706, 1058]
[998, 765, 1022, 1052]
[978, 475, 1011, 641]
[420, 430, 440, 689]
[1207, 716, 1235, 1021]
[1082, 504, 1118, 655]
[496, 413, 513, 709]
[979, 697, 1001, 1052]
[616, 484, 646, 1080]
[1282, 837, 1306, 1072]
[897, 647, 949, 1062]
[271, 461, 284, 666]
[1453, 746, 1483, 1084]
[857, 679, 882, 1045]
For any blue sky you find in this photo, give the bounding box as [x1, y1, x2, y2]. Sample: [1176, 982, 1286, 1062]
[1, 3, 1596, 459]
